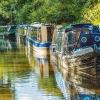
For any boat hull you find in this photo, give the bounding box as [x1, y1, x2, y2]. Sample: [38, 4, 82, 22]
[33, 46, 50, 57]
[26, 37, 51, 57]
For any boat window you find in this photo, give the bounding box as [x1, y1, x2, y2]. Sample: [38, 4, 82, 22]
[55, 29, 64, 52]
[52, 29, 57, 43]
[76, 28, 92, 48]
[68, 31, 77, 52]
[36, 28, 41, 41]
[63, 30, 79, 54]
[81, 28, 90, 34]
[62, 33, 68, 55]
[29, 27, 41, 41]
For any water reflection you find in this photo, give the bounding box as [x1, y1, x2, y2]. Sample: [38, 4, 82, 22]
[0, 88, 14, 100]
[0, 39, 65, 100]
[52, 57, 100, 100]
[0, 42, 31, 100]
[34, 57, 52, 77]
[1, 37, 100, 100]
[26, 50, 65, 100]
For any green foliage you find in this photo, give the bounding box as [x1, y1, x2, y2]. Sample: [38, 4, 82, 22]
[82, 3, 100, 25]
[0, 0, 99, 25]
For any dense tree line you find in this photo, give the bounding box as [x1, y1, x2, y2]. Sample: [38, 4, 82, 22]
[0, 0, 100, 25]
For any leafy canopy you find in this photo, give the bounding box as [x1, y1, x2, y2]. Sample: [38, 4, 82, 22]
[0, 0, 99, 25]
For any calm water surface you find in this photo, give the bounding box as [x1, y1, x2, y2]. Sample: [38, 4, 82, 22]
[0, 40, 65, 100]
[0, 38, 100, 100]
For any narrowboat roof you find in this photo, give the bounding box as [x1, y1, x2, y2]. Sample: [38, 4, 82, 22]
[71, 23, 93, 29]
[56, 25, 70, 32]
[62, 23, 100, 33]
[65, 28, 71, 32]
[7, 25, 17, 33]
[30, 23, 42, 28]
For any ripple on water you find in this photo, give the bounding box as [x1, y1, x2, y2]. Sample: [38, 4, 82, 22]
[0, 44, 65, 100]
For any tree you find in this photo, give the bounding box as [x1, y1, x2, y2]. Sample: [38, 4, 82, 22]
[0, 0, 99, 25]
[82, 3, 100, 25]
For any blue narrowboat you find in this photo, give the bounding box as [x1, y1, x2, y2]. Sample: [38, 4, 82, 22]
[50, 23, 100, 67]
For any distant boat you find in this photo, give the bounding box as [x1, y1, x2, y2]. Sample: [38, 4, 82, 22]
[0, 25, 17, 51]
[0, 25, 17, 40]
[0, 25, 9, 39]
[7, 25, 17, 41]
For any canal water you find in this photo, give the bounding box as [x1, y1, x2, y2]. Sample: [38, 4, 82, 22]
[0, 39, 65, 100]
[0, 38, 100, 100]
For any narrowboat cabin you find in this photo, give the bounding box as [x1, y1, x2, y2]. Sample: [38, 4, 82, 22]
[50, 23, 100, 66]
[26, 23, 54, 57]
[0, 25, 17, 51]
[16, 24, 30, 45]
[7, 25, 17, 41]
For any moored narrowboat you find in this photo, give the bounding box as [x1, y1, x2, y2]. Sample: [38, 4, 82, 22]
[26, 23, 54, 57]
[50, 23, 100, 67]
